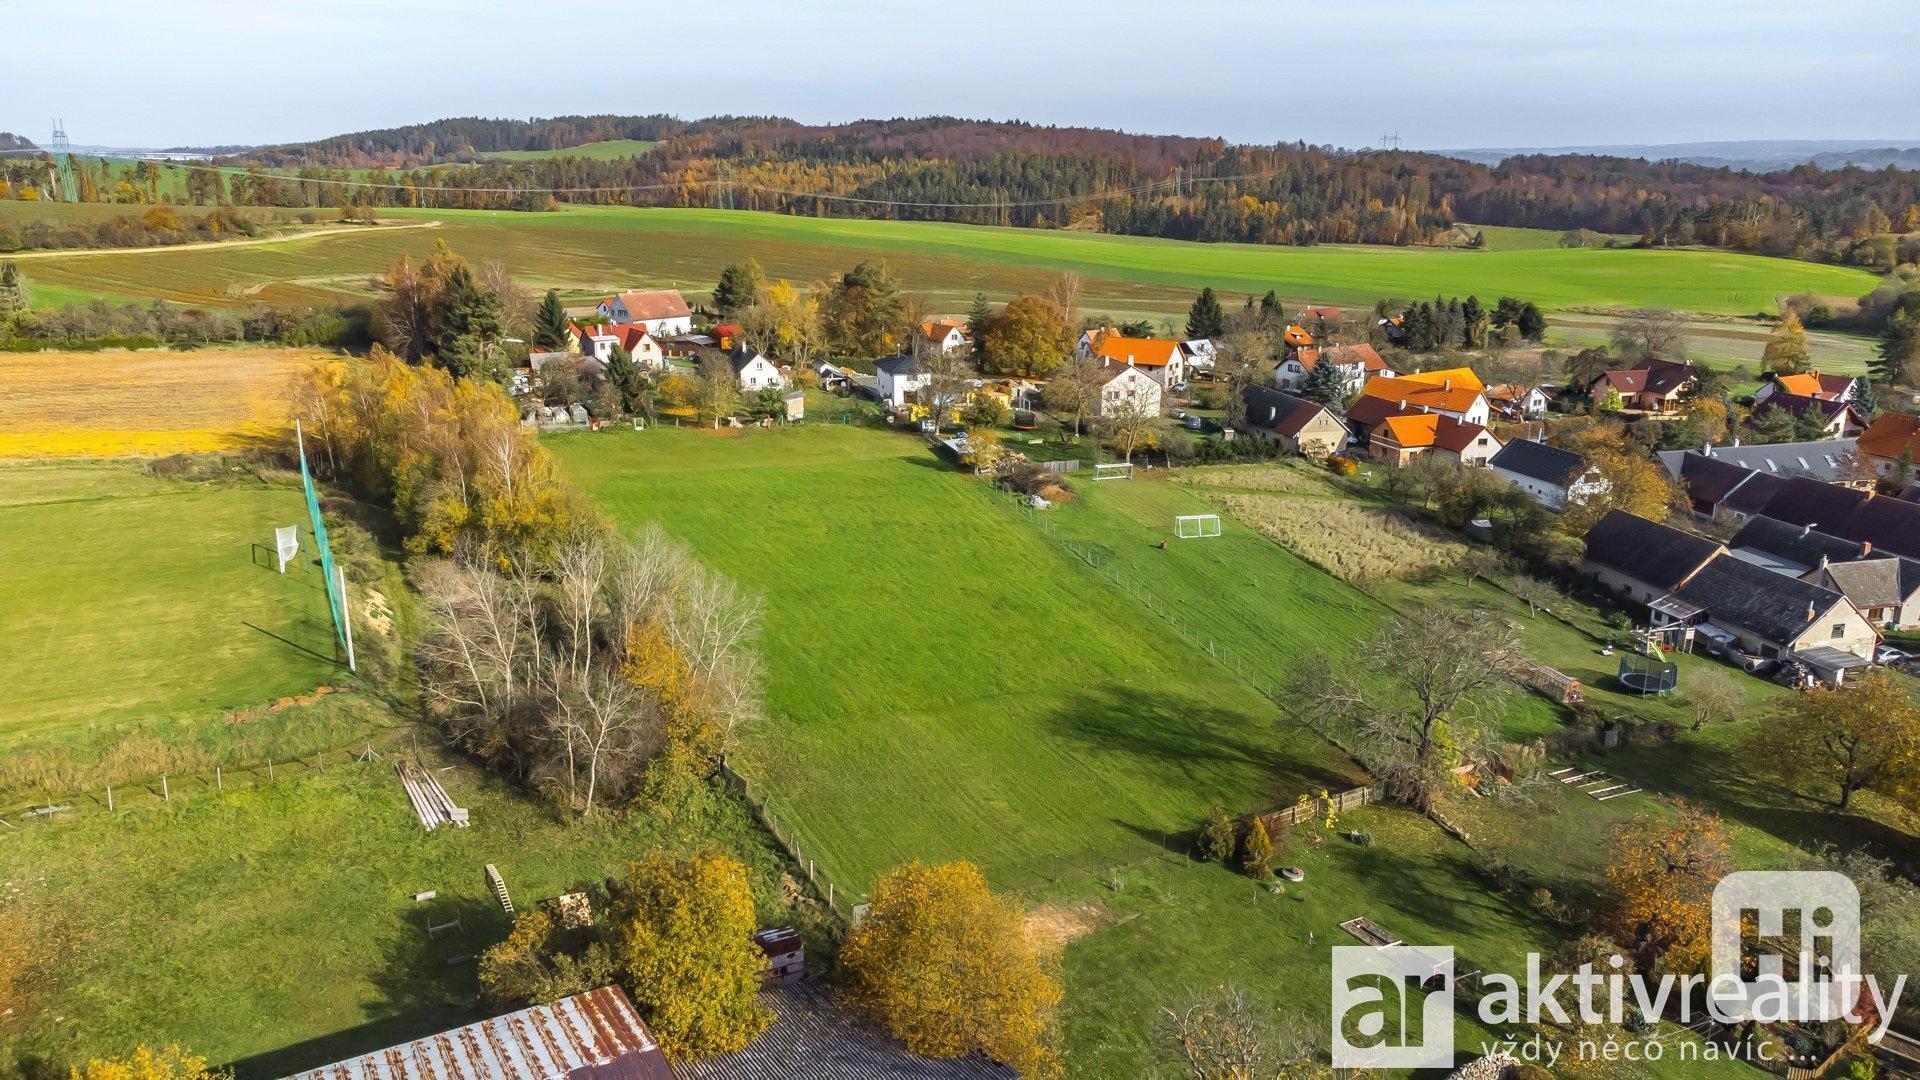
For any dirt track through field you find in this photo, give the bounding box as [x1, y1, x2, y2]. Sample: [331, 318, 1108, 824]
[3, 219, 441, 260]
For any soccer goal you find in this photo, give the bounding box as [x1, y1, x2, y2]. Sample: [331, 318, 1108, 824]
[273, 525, 301, 573]
[1175, 514, 1222, 539]
[1093, 462, 1134, 481]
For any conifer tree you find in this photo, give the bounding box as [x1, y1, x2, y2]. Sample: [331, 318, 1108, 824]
[1186, 287, 1226, 339]
[532, 289, 570, 351]
[1874, 309, 1920, 387]
[966, 291, 992, 361]
[0, 262, 26, 317]
[711, 258, 764, 318]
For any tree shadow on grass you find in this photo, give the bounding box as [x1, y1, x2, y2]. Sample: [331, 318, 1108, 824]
[1605, 736, 1920, 868]
[225, 894, 501, 1079]
[1047, 684, 1358, 794]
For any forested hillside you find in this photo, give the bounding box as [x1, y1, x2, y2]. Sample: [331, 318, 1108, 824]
[6, 114, 1920, 266]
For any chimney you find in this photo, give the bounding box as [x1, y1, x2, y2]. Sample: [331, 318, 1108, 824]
[1807, 602, 1817, 623]
[1862, 541, 1873, 556]
[1819, 554, 1830, 571]
[1802, 523, 1814, 537]
[1443, 378, 1454, 391]
[1733, 437, 1741, 447]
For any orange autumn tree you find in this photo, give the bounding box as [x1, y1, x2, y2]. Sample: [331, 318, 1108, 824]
[843, 861, 1062, 1077]
[1605, 801, 1730, 975]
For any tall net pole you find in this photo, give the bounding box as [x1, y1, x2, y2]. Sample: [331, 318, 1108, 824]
[296, 421, 353, 670]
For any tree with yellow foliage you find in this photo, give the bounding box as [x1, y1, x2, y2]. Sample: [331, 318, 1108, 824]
[1605, 801, 1729, 975]
[843, 861, 1062, 1077]
[1555, 442, 1682, 537]
[1749, 668, 1920, 811]
[980, 294, 1070, 377]
[1761, 312, 1812, 375]
[608, 851, 771, 1061]
[70, 1046, 224, 1080]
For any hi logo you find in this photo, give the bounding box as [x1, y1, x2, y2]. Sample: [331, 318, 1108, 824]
[1331, 945, 1455, 1069]
[1711, 871, 1861, 1022]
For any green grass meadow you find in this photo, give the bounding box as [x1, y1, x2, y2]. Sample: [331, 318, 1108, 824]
[550, 423, 1367, 895]
[9, 203, 1881, 319]
[0, 463, 341, 747]
[481, 139, 658, 162]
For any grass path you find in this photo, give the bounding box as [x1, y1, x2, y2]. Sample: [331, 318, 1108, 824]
[1, 219, 440, 261]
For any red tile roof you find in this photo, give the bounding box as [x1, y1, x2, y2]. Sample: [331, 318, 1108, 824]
[605, 289, 690, 321]
[1377, 412, 1495, 453]
[1859, 412, 1920, 460]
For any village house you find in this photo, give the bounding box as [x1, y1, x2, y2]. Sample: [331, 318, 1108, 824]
[1489, 439, 1609, 510]
[1179, 338, 1217, 373]
[727, 346, 786, 392]
[1749, 393, 1867, 438]
[596, 289, 694, 336]
[1753, 475, 1920, 561]
[1082, 334, 1187, 387]
[1657, 438, 1866, 490]
[1660, 451, 1789, 522]
[1272, 342, 1394, 395]
[873, 353, 931, 408]
[1857, 411, 1920, 479]
[1343, 367, 1492, 447]
[1486, 383, 1553, 421]
[920, 318, 970, 354]
[1240, 385, 1347, 457]
[1094, 361, 1163, 418]
[1727, 516, 1920, 631]
[1585, 359, 1695, 413]
[1368, 411, 1501, 467]
[1580, 510, 1878, 672]
[572, 322, 667, 370]
[1753, 370, 1858, 406]
[1281, 324, 1315, 350]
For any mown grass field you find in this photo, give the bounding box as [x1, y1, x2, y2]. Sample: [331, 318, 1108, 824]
[0, 748, 802, 1078]
[0, 462, 339, 747]
[550, 423, 1366, 895]
[8, 203, 1881, 319]
[0, 347, 314, 458]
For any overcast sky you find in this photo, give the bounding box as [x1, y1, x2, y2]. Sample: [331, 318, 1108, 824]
[9, 0, 1919, 150]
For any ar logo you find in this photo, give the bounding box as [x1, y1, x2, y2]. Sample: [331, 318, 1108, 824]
[1711, 871, 1861, 1022]
[1330, 945, 1454, 1069]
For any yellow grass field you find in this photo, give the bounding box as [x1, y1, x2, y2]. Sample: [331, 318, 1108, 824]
[0, 347, 318, 457]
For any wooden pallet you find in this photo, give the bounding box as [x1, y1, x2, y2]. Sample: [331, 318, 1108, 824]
[1339, 916, 1401, 948]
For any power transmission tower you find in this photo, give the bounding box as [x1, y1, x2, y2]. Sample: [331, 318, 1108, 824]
[50, 119, 78, 202]
[714, 164, 734, 210]
[1378, 132, 1403, 151]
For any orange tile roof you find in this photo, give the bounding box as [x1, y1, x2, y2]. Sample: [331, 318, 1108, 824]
[922, 318, 968, 339]
[1094, 336, 1181, 367]
[1859, 412, 1920, 459]
[1377, 413, 1493, 453]
[1283, 325, 1315, 348]
[1391, 366, 1484, 391]
[1359, 370, 1485, 413]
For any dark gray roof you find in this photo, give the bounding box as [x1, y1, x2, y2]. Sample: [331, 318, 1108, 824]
[729, 345, 770, 375]
[1676, 556, 1850, 646]
[1490, 439, 1587, 486]
[874, 353, 921, 377]
[1241, 385, 1332, 437]
[1821, 559, 1907, 609]
[1758, 477, 1920, 560]
[679, 982, 1013, 1080]
[1582, 510, 1722, 591]
[1728, 516, 1869, 573]
[1660, 451, 1760, 509]
[1684, 439, 1859, 483]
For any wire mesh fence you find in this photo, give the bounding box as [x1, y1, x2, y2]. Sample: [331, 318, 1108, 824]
[716, 757, 859, 924]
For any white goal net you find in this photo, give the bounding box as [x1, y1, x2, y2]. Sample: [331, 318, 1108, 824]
[1175, 514, 1222, 539]
[274, 525, 300, 573]
[1093, 462, 1133, 481]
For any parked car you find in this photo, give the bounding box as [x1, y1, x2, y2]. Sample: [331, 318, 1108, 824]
[1876, 645, 1912, 666]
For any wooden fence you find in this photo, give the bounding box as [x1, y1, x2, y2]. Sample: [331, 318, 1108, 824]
[716, 757, 858, 924]
[1247, 783, 1384, 833]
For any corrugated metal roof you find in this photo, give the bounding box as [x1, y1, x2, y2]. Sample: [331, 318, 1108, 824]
[283, 986, 671, 1080]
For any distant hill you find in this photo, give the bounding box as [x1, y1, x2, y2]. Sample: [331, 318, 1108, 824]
[0, 132, 38, 152]
[1444, 139, 1920, 172]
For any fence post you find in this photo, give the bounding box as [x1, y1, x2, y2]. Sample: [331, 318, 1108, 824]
[106, 785, 113, 812]
[216, 766, 222, 793]
[267, 757, 273, 781]
[828, 882, 834, 908]
[162, 775, 170, 803]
